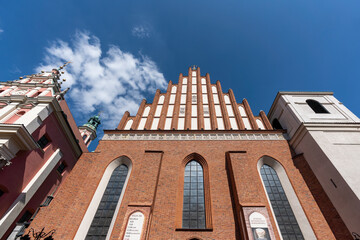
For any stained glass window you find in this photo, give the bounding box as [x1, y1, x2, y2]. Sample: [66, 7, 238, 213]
[260, 164, 304, 240]
[182, 160, 206, 229]
[86, 164, 128, 240]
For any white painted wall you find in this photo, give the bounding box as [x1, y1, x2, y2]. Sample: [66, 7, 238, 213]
[268, 92, 360, 234]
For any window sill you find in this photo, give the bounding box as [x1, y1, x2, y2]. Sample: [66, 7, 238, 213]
[175, 228, 213, 232]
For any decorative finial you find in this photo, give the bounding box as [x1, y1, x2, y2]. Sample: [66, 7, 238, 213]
[57, 61, 72, 71]
[191, 65, 197, 70]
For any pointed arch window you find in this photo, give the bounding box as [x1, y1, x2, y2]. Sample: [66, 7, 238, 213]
[182, 160, 206, 229]
[306, 99, 329, 114]
[85, 164, 129, 239]
[260, 164, 304, 239]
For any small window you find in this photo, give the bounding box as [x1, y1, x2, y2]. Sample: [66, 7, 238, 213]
[272, 119, 283, 130]
[0, 185, 7, 198]
[37, 135, 50, 149]
[18, 211, 33, 223]
[40, 196, 54, 207]
[57, 162, 67, 174]
[82, 134, 88, 140]
[16, 111, 26, 116]
[306, 99, 329, 114]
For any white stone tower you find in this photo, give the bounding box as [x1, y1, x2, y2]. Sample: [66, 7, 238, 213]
[268, 92, 360, 235]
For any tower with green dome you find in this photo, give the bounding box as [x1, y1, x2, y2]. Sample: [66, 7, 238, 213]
[79, 114, 101, 147]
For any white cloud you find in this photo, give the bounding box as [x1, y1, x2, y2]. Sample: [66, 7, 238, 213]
[36, 31, 167, 128]
[132, 25, 150, 38]
[0, 29, 3, 33]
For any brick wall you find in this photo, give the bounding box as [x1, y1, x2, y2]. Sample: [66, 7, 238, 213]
[29, 139, 337, 240]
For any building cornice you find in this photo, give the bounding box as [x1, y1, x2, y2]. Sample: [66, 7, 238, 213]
[0, 124, 38, 168]
[289, 122, 360, 149]
[104, 129, 286, 134]
[102, 131, 288, 141]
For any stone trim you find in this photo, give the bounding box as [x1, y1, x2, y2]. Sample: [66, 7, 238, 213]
[102, 132, 287, 141]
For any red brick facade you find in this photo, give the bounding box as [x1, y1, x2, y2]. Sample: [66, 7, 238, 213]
[30, 135, 337, 239]
[28, 67, 343, 239]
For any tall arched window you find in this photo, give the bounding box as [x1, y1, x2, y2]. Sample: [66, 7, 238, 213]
[258, 156, 316, 239]
[75, 157, 132, 240]
[86, 164, 128, 239]
[260, 164, 304, 240]
[182, 160, 206, 229]
[306, 99, 329, 114]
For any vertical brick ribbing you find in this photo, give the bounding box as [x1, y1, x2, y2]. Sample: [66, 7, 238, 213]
[229, 89, 245, 130]
[260, 110, 273, 130]
[197, 71, 204, 130]
[185, 67, 192, 130]
[145, 89, 160, 130]
[158, 81, 172, 129]
[243, 98, 258, 130]
[117, 111, 130, 130]
[206, 74, 218, 130]
[132, 99, 146, 130]
[171, 74, 183, 129]
[216, 81, 231, 130]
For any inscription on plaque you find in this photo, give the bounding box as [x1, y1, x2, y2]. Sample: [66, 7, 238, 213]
[249, 212, 271, 240]
[123, 211, 145, 240]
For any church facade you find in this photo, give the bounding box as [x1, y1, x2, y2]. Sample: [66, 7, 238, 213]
[28, 66, 354, 239]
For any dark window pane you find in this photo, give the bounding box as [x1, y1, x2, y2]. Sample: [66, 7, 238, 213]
[260, 164, 304, 240]
[41, 195, 54, 207]
[57, 162, 66, 174]
[86, 164, 128, 239]
[182, 160, 206, 229]
[306, 99, 329, 114]
[37, 135, 50, 149]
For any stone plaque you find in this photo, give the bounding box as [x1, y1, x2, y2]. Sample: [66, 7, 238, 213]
[243, 207, 275, 240]
[249, 212, 271, 240]
[123, 211, 145, 240]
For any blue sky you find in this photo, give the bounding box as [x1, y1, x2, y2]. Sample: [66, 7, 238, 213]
[1, 0, 360, 150]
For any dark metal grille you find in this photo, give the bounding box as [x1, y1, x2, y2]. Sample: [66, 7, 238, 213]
[260, 164, 304, 240]
[40, 195, 54, 207]
[86, 164, 128, 240]
[182, 160, 206, 229]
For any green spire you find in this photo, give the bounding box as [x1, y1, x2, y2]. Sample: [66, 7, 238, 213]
[83, 114, 101, 131]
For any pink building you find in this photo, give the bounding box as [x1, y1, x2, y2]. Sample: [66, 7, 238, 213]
[0, 67, 98, 239]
